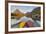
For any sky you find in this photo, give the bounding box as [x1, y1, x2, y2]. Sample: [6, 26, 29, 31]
[11, 6, 38, 13]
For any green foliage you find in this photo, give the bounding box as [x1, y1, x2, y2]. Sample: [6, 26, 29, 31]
[31, 7, 41, 15]
[31, 7, 41, 20]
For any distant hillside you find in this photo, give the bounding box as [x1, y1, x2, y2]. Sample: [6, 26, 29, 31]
[25, 12, 32, 18]
[31, 7, 41, 20]
[31, 7, 41, 15]
[25, 7, 41, 18]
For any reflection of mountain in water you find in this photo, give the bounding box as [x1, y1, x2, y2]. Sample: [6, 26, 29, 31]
[11, 16, 35, 28]
[11, 16, 40, 28]
[11, 16, 34, 25]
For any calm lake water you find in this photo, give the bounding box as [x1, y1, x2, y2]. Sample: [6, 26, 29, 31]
[11, 16, 41, 28]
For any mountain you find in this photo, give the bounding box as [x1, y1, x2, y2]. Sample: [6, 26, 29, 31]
[11, 9, 24, 19]
[25, 12, 32, 18]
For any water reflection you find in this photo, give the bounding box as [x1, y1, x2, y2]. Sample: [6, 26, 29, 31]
[11, 16, 40, 28]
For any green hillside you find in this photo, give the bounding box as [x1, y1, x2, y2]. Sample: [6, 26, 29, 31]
[31, 7, 41, 15]
[31, 7, 41, 20]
